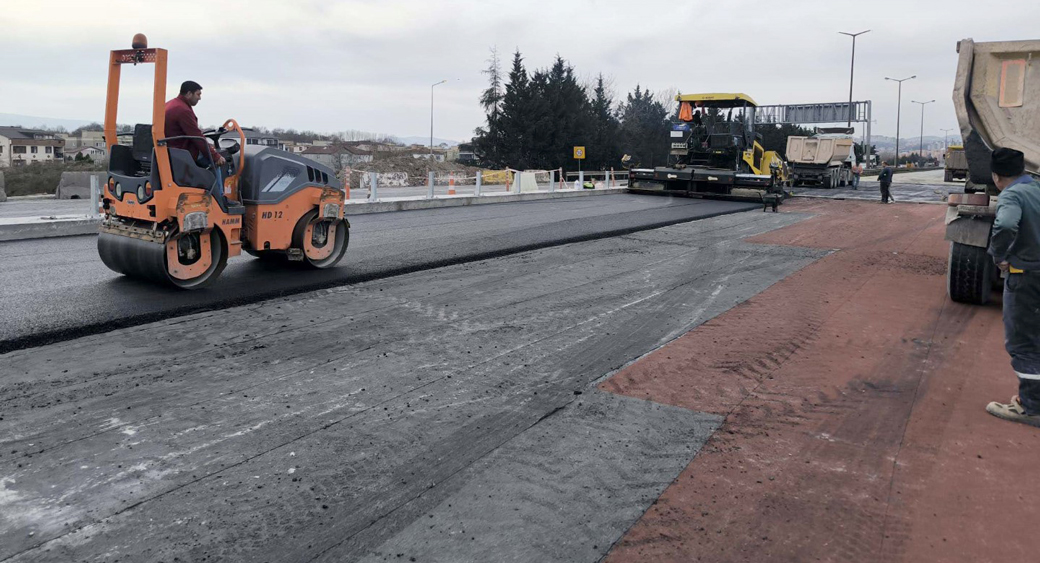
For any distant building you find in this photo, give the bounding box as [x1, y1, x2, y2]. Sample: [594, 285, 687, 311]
[65, 130, 106, 151]
[299, 145, 338, 168]
[65, 146, 107, 163]
[299, 145, 374, 168]
[281, 141, 309, 154]
[0, 126, 65, 167]
[239, 128, 284, 150]
[342, 146, 372, 165]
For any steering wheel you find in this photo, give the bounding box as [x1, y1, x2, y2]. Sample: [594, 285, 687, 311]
[200, 127, 227, 146]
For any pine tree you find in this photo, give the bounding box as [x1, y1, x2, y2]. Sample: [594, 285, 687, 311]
[588, 74, 621, 170]
[497, 50, 533, 168]
[618, 85, 670, 168]
[531, 56, 591, 170]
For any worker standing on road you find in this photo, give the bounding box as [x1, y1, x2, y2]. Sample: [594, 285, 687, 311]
[877, 162, 893, 203]
[852, 162, 864, 189]
[165, 80, 225, 169]
[986, 147, 1040, 428]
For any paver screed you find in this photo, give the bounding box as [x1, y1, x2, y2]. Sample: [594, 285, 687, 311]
[601, 198, 1040, 562]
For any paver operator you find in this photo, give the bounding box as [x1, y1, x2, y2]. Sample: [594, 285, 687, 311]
[165, 80, 225, 169]
[985, 147, 1040, 428]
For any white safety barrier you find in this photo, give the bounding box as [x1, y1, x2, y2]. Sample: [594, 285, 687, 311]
[336, 167, 628, 202]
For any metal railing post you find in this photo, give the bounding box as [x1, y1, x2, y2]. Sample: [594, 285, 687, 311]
[368, 172, 378, 201]
[475, 171, 482, 197]
[427, 171, 435, 199]
[89, 175, 100, 216]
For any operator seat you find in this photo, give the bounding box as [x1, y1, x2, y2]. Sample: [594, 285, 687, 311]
[131, 124, 153, 174]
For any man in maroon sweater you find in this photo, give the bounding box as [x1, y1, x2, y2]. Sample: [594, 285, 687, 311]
[165, 80, 225, 167]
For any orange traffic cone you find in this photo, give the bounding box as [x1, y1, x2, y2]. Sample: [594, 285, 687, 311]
[448, 174, 456, 195]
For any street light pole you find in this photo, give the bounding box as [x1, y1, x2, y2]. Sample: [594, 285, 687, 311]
[885, 75, 916, 167]
[940, 127, 955, 151]
[430, 79, 447, 160]
[912, 99, 935, 164]
[839, 30, 870, 127]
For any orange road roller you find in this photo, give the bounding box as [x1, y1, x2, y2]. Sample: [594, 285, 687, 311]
[97, 35, 349, 288]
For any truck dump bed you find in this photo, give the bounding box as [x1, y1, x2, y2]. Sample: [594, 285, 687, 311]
[954, 38, 1040, 186]
[786, 136, 854, 166]
[946, 38, 1040, 305]
[946, 146, 968, 170]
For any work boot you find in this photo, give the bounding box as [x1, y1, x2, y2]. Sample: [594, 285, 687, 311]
[986, 396, 1040, 428]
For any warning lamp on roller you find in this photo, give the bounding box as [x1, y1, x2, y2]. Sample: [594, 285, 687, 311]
[130, 34, 149, 64]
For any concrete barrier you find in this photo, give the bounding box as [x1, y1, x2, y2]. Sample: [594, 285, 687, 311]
[0, 187, 629, 242]
[56, 172, 105, 199]
[0, 171, 6, 202]
[345, 187, 627, 214]
[0, 215, 101, 241]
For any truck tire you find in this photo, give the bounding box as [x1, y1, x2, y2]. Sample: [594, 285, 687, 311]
[948, 242, 994, 305]
[944, 169, 953, 182]
[839, 169, 847, 187]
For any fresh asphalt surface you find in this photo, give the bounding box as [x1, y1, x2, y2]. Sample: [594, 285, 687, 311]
[0, 193, 755, 350]
[0, 209, 819, 562]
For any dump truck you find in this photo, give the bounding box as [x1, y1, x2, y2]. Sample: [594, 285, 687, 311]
[944, 145, 969, 182]
[946, 38, 1039, 305]
[785, 131, 856, 188]
[628, 93, 786, 205]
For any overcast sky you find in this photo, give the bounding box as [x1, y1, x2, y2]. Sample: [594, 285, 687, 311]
[2, 0, 1037, 143]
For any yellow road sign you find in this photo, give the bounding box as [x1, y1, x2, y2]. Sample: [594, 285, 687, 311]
[573, 146, 586, 160]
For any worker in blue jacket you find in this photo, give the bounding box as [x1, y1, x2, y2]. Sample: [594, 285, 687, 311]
[986, 147, 1040, 428]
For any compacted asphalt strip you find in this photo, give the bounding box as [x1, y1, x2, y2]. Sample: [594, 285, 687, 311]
[0, 210, 823, 562]
[0, 194, 756, 351]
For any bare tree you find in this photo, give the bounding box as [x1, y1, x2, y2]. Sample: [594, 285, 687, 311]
[654, 87, 680, 117]
[479, 46, 503, 117]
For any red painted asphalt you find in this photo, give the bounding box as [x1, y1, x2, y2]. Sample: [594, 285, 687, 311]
[601, 199, 1039, 562]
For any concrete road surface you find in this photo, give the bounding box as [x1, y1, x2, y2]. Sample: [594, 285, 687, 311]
[0, 210, 821, 562]
[0, 194, 754, 350]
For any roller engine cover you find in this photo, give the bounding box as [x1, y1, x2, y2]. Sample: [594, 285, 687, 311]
[237, 146, 343, 205]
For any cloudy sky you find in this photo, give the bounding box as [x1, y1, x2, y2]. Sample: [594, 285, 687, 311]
[2, 0, 1037, 143]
